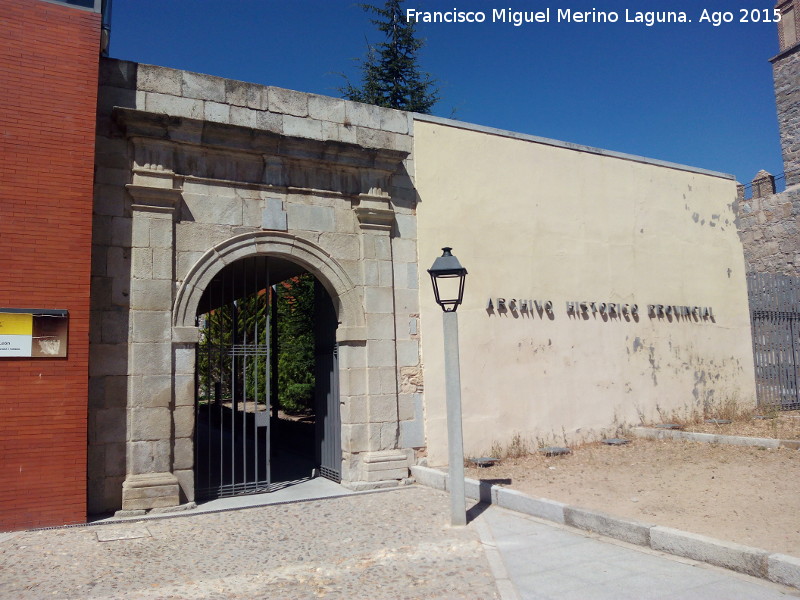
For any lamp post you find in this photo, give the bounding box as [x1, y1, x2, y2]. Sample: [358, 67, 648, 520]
[428, 247, 468, 526]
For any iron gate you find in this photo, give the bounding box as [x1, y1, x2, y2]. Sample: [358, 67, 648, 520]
[194, 256, 342, 500]
[747, 272, 800, 410]
[195, 290, 273, 500]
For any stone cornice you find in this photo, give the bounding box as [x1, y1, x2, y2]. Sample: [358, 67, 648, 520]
[112, 107, 409, 174]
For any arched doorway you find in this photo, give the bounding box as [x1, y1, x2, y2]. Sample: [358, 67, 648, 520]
[193, 255, 341, 500]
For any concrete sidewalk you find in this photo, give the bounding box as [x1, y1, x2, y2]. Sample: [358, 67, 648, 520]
[0, 486, 797, 599]
[477, 505, 799, 600]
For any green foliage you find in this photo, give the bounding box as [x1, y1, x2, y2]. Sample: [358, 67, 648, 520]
[197, 291, 269, 405]
[196, 273, 317, 414]
[276, 273, 316, 413]
[341, 0, 439, 113]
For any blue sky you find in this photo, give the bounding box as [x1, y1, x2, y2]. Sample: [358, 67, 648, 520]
[109, 1, 785, 186]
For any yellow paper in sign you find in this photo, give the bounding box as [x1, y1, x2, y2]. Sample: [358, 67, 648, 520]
[0, 312, 33, 335]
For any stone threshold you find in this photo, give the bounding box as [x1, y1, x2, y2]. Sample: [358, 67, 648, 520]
[411, 465, 800, 590]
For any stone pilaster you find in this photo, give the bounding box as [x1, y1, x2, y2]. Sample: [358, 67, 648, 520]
[350, 192, 412, 485]
[119, 176, 182, 513]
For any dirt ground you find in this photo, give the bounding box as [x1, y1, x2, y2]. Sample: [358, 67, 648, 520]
[466, 412, 800, 557]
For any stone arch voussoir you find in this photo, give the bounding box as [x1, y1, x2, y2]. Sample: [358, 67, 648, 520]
[173, 231, 365, 338]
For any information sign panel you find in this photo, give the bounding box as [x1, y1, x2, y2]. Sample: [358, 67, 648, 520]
[0, 309, 69, 358]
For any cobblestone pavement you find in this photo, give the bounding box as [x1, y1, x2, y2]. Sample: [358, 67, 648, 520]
[0, 486, 499, 600]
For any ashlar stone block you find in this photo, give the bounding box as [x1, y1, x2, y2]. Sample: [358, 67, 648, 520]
[149, 217, 174, 249]
[392, 237, 417, 263]
[129, 341, 171, 375]
[174, 375, 195, 406]
[256, 110, 282, 134]
[182, 193, 242, 226]
[130, 279, 172, 311]
[286, 203, 335, 232]
[369, 393, 398, 422]
[130, 407, 172, 441]
[380, 109, 408, 134]
[366, 313, 395, 340]
[131, 310, 171, 343]
[308, 95, 345, 123]
[129, 375, 172, 409]
[342, 368, 367, 397]
[394, 213, 417, 239]
[101, 310, 128, 344]
[394, 288, 420, 313]
[283, 114, 323, 140]
[262, 197, 288, 231]
[138, 64, 182, 96]
[204, 101, 229, 124]
[365, 287, 394, 314]
[225, 80, 262, 109]
[397, 339, 420, 368]
[340, 395, 368, 424]
[378, 260, 394, 287]
[345, 101, 382, 130]
[104, 442, 127, 477]
[145, 92, 204, 120]
[89, 343, 128, 378]
[319, 232, 359, 261]
[268, 87, 309, 117]
[373, 235, 391, 260]
[152, 248, 173, 280]
[342, 423, 369, 453]
[230, 106, 258, 128]
[94, 407, 127, 445]
[366, 339, 396, 368]
[182, 71, 226, 102]
[400, 415, 425, 448]
[174, 406, 195, 439]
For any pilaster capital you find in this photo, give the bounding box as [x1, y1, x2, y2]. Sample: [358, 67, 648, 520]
[126, 184, 182, 215]
[355, 193, 395, 232]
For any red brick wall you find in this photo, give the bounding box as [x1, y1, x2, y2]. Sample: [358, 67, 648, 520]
[0, 0, 100, 530]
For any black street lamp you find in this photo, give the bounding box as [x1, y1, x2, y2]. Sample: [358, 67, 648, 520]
[428, 247, 468, 312]
[428, 247, 468, 526]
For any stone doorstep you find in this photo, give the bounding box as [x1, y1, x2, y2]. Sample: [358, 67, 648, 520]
[410, 465, 800, 591]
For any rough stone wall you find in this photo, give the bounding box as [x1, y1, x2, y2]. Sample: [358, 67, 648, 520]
[736, 3, 800, 274]
[737, 187, 800, 274]
[773, 46, 800, 187]
[0, 0, 100, 530]
[90, 58, 423, 513]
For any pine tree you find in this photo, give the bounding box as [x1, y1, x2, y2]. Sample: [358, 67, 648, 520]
[342, 0, 438, 114]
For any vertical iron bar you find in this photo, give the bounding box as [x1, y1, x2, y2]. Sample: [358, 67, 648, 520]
[253, 260, 259, 489]
[231, 279, 236, 492]
[267, 264, 272, 489]
[242, 258, 249, 491]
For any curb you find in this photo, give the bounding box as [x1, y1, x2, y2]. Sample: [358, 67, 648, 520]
[410, 465, 800, 589]
[630, 427, 800, 450]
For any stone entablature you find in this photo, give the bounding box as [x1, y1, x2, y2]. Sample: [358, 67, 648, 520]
[89, 58, 423, 514]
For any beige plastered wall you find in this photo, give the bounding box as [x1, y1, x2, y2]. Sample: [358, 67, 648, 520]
[413, 118, 757, 466]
